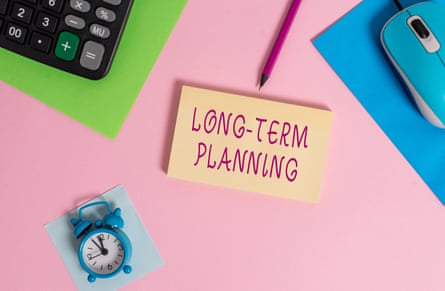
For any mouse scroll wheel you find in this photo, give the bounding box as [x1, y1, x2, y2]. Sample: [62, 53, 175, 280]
[411, 19, 430, 39]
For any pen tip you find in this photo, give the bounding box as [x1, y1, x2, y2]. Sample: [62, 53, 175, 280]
[259, 74, 269, 89]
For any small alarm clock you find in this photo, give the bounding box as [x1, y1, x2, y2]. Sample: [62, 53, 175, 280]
[70, 201, 132, 283]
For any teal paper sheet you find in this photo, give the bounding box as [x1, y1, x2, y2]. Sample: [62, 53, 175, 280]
[313, 0, 445, 204]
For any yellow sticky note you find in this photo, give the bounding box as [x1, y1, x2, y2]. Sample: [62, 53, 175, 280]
[167, 86, 333, 202]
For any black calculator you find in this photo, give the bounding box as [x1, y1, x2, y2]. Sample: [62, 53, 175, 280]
[0, 0, 133, 79]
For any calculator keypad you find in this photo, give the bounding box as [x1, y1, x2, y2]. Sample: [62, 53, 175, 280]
[0, 0, 133, 79]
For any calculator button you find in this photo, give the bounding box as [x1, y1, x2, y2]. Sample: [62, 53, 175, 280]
[103, 0, 121, 5]
[5, 22, 27, 43]
[55, 31, 79, 61]
[95, 7, 115, 23]
[0, 0, 8, 15]
[30, 32, 52, 53]
[42, 0, 64, 13]
[80, 41, 104, 71]
[70, 0, 90, 13]
[11, 3, 34, 24]
[65, 15, 85, 30]
[36, 12, 58, 33]
[89, 24, 110, 39]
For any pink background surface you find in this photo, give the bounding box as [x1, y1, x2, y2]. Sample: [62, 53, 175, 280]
[2, 0, 445, 290]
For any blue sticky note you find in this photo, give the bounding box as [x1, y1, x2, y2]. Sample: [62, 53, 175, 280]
[45, 185, 163, 290]
[313, 0, 445, 204]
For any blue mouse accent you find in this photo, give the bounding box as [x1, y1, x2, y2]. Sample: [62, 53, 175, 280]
[381, 1, 445, 127]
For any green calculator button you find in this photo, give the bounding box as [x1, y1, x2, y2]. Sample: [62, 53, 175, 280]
[55, 31, 80, 61]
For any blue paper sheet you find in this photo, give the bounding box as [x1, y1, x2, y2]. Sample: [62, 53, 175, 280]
[45, 185, 163, 290]
[313, 0, 445, 204]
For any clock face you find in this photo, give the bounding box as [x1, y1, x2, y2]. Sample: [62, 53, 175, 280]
[80, 231, 126, 276]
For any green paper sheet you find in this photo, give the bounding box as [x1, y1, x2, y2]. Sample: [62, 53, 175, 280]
[0, 0, 187, 138]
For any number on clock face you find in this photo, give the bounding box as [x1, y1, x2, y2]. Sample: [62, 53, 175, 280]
[81, 232, 125, 275]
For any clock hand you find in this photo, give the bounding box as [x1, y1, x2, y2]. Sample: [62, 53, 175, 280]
[91, 238, 102, 251]
[98, 236, 105, 250]
[97, 236, 109, 256]
[89, 252, 102, 260]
